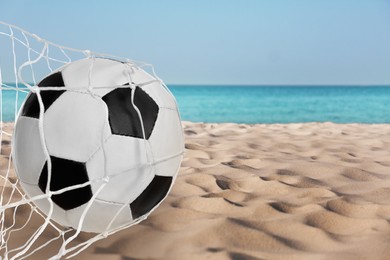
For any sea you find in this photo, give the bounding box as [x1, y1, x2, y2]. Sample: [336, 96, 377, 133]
[2, 85, 390, 124]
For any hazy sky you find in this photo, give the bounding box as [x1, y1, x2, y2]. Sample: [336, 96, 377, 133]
[1, 0, 390, 85]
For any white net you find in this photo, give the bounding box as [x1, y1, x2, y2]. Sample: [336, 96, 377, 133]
[0, 21, 182, 259]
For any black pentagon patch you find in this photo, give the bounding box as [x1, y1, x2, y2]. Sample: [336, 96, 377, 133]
[38, 156, 92, 210]
[37, 71, 65, 87]
[102, 85, 159, 139]
[130, 175, 172, 219]
[22, 71, 66, 119]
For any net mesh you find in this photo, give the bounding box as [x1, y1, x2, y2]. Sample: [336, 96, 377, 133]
[0, 21, 174, 259]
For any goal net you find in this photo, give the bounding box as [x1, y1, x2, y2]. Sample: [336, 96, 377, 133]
[0, 21, 176, 259]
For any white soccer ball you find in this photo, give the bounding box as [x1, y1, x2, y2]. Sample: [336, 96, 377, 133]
[12, 58, 184, 233]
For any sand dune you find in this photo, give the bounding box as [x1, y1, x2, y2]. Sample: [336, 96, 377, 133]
[2, 122, 390, 259]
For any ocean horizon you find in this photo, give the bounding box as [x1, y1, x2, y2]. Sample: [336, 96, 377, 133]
[2, 84, 390, 124]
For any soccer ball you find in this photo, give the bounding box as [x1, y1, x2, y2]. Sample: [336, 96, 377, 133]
[12, 58, 184, 233]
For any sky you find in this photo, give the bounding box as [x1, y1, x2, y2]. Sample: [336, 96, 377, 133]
[1, 0, 390, 85]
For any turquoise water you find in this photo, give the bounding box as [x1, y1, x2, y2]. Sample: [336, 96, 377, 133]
[2, 85, 390, 123]
[1, 88, 28, 122]
[169, 85, 390, 124]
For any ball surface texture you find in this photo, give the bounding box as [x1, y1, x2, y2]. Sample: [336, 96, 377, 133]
[12, 58, 184, 233]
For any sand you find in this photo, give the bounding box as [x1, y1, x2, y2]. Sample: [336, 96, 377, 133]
[2, 121, 390, 259]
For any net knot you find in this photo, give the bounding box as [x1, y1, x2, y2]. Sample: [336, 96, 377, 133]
[31, 86, 40, 94]
[83, 50, 92, 57]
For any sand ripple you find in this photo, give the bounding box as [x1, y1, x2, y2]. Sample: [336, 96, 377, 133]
[2, 122, 390, 259]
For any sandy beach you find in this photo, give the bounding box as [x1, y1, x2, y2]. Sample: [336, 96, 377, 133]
[2, 121, 390, 259]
